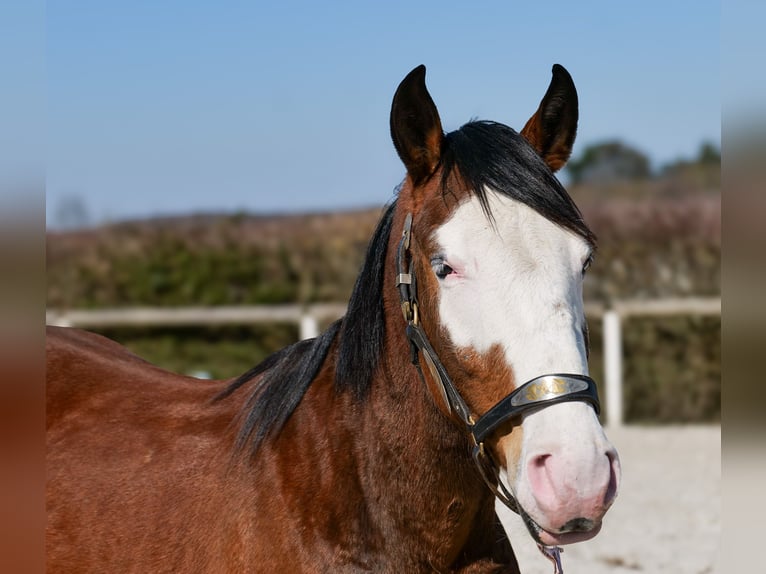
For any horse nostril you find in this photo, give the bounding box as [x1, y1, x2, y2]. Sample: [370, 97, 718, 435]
[532, 453, 551, 469]
[604, 448, 621, 507]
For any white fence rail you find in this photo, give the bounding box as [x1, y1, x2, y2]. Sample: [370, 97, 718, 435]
[47, 297, 720, 426]
[46, 303, 348, 336]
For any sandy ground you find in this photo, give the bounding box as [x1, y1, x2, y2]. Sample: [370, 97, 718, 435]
[498, 425, 721, 574]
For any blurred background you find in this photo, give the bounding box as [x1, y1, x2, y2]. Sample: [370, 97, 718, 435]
[14, 0, 734, 572]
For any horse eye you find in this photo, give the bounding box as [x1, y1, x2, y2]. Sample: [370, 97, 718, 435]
[582, 254, 594, 276]
[431, 258, 454, 279]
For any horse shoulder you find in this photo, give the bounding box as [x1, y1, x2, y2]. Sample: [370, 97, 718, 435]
[46, 326, 247, 570]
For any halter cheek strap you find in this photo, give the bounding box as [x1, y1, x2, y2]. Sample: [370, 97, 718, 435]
[395, 212, 601, 515]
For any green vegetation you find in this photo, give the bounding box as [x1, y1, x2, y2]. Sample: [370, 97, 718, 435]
[587, 315, 720, 424]
[96, 324, 299, 380]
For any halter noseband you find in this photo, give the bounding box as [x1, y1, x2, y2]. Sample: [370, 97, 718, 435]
[395, 212, 601, 513]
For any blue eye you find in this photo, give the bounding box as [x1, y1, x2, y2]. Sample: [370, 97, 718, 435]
[431, 257, 454, 279]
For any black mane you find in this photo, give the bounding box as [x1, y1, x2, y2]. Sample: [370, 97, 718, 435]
[217, 202, 396, 455]
[219, 120, 594, 456]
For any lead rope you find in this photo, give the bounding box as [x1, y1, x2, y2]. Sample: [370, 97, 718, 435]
[538, 545, 564, 574]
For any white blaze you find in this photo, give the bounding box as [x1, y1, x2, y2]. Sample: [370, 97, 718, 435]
[433, 189, 617, 543]
[433, 189, 590, 382]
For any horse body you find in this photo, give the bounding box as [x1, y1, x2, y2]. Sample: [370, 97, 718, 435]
[47, 324, 511, 572]
[47, 64, 619, 573]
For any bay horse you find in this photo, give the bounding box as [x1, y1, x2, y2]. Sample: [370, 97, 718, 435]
[47, 64, 620, 573]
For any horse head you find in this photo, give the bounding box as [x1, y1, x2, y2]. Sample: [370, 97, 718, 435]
[389, 64, 621, 548]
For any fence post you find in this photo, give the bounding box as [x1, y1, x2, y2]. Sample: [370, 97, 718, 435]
[603, 309, 623, 427]
[299, 314, 319, 340]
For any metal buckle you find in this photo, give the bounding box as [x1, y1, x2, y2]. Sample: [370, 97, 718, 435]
[402, 212, 413, 248]
[400, 301, 412, 323]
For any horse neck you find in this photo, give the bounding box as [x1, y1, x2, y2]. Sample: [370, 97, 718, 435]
[370, 205, 471, 454]
[343, 207, 498, 555]
[369, 302, 478, 486]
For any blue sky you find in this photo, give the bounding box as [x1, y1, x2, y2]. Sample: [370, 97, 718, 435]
[45, 1, 721, 227]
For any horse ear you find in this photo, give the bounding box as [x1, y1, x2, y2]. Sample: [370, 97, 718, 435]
[390, 65, 444, 185]
[520, 64, 579, 172]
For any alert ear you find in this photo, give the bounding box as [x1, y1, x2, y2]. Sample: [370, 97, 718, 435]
[390, 65, 444, 185]
[520, 64, 579, 172]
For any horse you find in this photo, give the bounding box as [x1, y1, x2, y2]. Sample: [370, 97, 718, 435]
[47, 64, 620, 573]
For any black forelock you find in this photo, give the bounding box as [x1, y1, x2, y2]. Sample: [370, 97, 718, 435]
[440, 121, 595, 245]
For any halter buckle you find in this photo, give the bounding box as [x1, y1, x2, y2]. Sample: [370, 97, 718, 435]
[400, 301, 412, 323]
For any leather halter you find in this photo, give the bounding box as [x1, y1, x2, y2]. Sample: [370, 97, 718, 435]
[395, 212, 601, 513]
